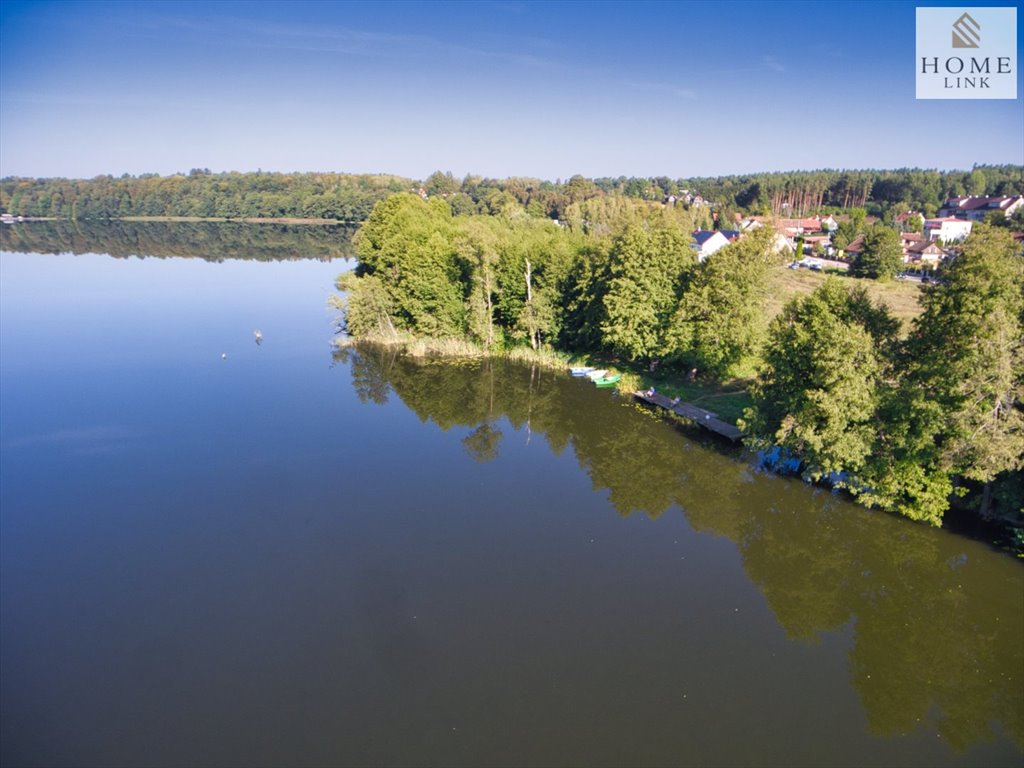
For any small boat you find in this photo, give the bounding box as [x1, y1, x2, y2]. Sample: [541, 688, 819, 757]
[569, 366, 596, 377]
[585, 369, 609, 380]
[594, 374, 622, 387]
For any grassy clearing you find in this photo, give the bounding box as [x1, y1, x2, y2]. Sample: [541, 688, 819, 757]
[639, 375, 753, 422]
[768, 265, 924, 333]
[585, 355, 755, 422]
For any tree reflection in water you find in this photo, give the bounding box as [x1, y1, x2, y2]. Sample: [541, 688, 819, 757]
[0, 219, 357, 262]
[340, 343, 1024, 754]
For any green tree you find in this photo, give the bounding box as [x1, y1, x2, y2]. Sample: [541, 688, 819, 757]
[600, 223, 694, 361]
[424, 170, 460, 197]
[559, 242, 612, 352]
[354, 193, 465, 337]
[454, 218, 502, 349]
[334, 272, 397, 339]
[901, 225, 1024, 517]
[965, 168, 987, 195]
[743, 279, 899, 481]
[831, 214, 864, 250]
[493, 217, 576, 349]
[669, 227, 783, 376]
[984, 210, 1009, 228]
[853, 224, 903, 280]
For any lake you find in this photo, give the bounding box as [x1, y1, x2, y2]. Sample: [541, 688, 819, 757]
[1, 222, 1021, 767]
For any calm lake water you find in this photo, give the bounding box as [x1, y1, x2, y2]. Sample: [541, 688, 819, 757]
[1, 223, 1022, 767]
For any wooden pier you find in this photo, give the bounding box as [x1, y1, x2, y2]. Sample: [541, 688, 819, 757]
[633, 391, 744, 442]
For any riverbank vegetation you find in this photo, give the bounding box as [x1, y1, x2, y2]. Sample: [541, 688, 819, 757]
[337, 191, 1023, 539]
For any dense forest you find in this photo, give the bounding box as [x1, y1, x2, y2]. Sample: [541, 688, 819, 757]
[338, 192, 1023, 537]
[3, 165, 1021, 221]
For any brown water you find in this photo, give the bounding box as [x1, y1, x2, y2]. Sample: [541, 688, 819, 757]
[1, 226, 1021, 767]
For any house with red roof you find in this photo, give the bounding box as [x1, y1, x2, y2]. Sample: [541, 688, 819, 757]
[937, 195, 1024, 221]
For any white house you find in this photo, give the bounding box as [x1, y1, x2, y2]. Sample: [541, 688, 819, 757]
[692, 230, 731, 262]
[924, 218, 973, 242]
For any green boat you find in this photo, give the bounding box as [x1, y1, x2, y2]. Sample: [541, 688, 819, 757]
[593, 373, 622, 387]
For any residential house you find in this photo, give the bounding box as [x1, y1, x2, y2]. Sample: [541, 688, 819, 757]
[904, 240, 946, 267]
[842, 235, 865, 262]
[742, 216, 822, 237]
[768, 230, 794, 255]
[899, 232, 924, 252]
[777, 217, 822, 235]
[937, 195, 1024, 221]
[692, 230, 731, 262]
[924, 217, 973, 242]
[802, 234, 833, 257]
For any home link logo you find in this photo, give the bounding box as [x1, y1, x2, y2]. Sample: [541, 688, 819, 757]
[916, 7, 1017, 99]
[951, 12, 980, 48]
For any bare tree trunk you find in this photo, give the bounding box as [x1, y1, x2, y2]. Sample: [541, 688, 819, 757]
[525, 257, 537, 350]
[484, 275, 494, 350]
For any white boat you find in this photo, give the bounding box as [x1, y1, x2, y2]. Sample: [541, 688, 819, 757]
[569, 366, 596, 376]
[585, 369, 609, 379]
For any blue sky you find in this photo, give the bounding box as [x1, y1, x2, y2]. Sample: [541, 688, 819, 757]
[1, 0, 1021, 180]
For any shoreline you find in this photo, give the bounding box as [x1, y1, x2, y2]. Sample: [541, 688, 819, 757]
[335, 333, 1023, 556]
[332, 333, 579, 375]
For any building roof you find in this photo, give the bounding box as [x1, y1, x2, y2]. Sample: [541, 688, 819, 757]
[942, 195, 1023, 212]
[692, 230, 725, 246]
[844, 236, 865, 253]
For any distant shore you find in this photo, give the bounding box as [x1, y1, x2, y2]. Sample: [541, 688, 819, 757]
[117, 216, 353, 224]
[2, 215, 354, 225]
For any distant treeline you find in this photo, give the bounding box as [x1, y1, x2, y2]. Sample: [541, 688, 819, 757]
[0, 220, 357, 262]
[3, 165, 1022, 221]
[0, 171, 411, 222]
[687, 165, 1024, 218]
